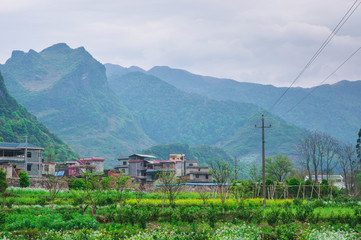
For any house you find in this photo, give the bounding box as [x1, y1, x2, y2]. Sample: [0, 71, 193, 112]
[121, 153, 212, 183]
[182, 160, 212, 183]
[114, 156, 130, 175]
[146, 159, 177, 182]
[0, 142, 44, 178]
[127, 154, 156, 181]
[66, 157, 105, 177]
[304, 175, 345, 188]
[42, 161, 56, 175]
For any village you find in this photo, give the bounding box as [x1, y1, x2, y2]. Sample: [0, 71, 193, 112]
[0, 141, 214, 187]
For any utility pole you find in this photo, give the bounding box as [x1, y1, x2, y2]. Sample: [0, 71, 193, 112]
[255, 114, 271, 209]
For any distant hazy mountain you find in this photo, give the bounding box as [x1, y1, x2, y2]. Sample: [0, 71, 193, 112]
[105, 64, 361, 144]
[0, 72, 77, 161]
[106, 70, 305, 157]
[0, 44, 154, 166]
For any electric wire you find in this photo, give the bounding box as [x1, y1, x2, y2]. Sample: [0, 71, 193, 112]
[283, 46, 361, 115]
[270, 0, 361, 110]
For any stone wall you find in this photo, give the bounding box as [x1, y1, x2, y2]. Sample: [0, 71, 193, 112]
[7, 178, 69, 190]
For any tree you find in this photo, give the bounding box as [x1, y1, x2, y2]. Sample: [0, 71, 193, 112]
[265, 154, 294, 182]
[196, 185, 210, 215]
[0, 168, 9, 209]
[339, 143, 357, 193]
[157, 170, 183, 209]
[209, 160, 234, 213]
[112, 173, 132, 205]
[249, 161, 261, 183]
[43, 174, 64, 210]
[18, 171, 30, 188]
[134, 182, 145, 209]
[298, 131, 340, 183]
[82, 171, 104, 216]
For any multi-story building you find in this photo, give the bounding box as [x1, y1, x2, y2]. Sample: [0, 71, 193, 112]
[66, 157, 105, 177]
[0, 142, 44, 178]
[114, 156, 130, 175]
[119, 153, 212, 183]
[126, 154, 156, 181]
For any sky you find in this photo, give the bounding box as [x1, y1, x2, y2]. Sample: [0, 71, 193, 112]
[0, 0, 360, 87]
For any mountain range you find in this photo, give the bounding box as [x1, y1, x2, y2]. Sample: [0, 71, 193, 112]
[1, 43, 359, 168]
[106, 64, 361, 144]
[0, 44, 153, 166]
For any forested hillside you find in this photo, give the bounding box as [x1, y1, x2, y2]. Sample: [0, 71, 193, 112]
[0, 72, 77, 161]
[106, 64, 361, 144]
[0, 44, 154, 166]
[107, 71, 305, 157]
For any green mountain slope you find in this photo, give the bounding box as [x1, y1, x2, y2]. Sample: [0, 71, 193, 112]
[106, 64, 360, 144]
[0, 44, 154, 166]
[146, 66, 361, 144]
[107, 71, 305, 157]
[0, 72, 77, 161]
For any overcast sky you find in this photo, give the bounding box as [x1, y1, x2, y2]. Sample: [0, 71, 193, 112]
[1, 0, 360, 87]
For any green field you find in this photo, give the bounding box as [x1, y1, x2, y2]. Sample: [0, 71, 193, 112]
[0, 187, 360, 239]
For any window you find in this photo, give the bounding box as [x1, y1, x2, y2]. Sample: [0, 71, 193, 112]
[44, 165, 49, 172]
[195, 174, 199, 178]
[27, 164, 32, 171]
[140, 162, 143, 167]
[166, 163, 170, 168]
[189, 164, 193, 166]
[123, 161, 127, 165]
[206, 175, 209, 179]
[198, 168, 201, 171]
[27, 152, 31, 158]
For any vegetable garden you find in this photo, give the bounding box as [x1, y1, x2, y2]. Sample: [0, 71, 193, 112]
[1, 184, 361, 240]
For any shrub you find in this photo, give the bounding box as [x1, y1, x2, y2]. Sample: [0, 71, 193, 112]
[70, 178, 86, 190]
[0, 212, 6, 225]
[64, 213, 98, 230]
[35, 197, 47, 207]
[279, 208, 294, 224]
[293, 198, 303, 207]
[265, 208, 280, 226]
[6, 198, 15, 208]
[252, 208, 264, 224]
[18, 171, 30, 188]
[295, 204, 313, 222]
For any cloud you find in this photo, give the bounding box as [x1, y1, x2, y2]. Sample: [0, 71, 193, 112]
[0, 0, 360, 87]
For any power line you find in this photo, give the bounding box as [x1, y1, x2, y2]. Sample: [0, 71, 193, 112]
[270, 0, 361, 110]
[283, 46, 361, 115]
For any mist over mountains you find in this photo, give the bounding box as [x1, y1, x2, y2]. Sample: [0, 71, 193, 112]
[1, 43, 359, 167]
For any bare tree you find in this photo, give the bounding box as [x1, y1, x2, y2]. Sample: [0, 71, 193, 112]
[339, 143, 357, 192]
[196, 185, 210, 215]
[157, 170, 183, 208]
[299, 134, 313, 181]
[43, 174, 64, 210]
[299, 131, 340, 183]
[134, 182, 146, 209]
[324, 136, 340, 180]
[209, 160, 234, 213]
